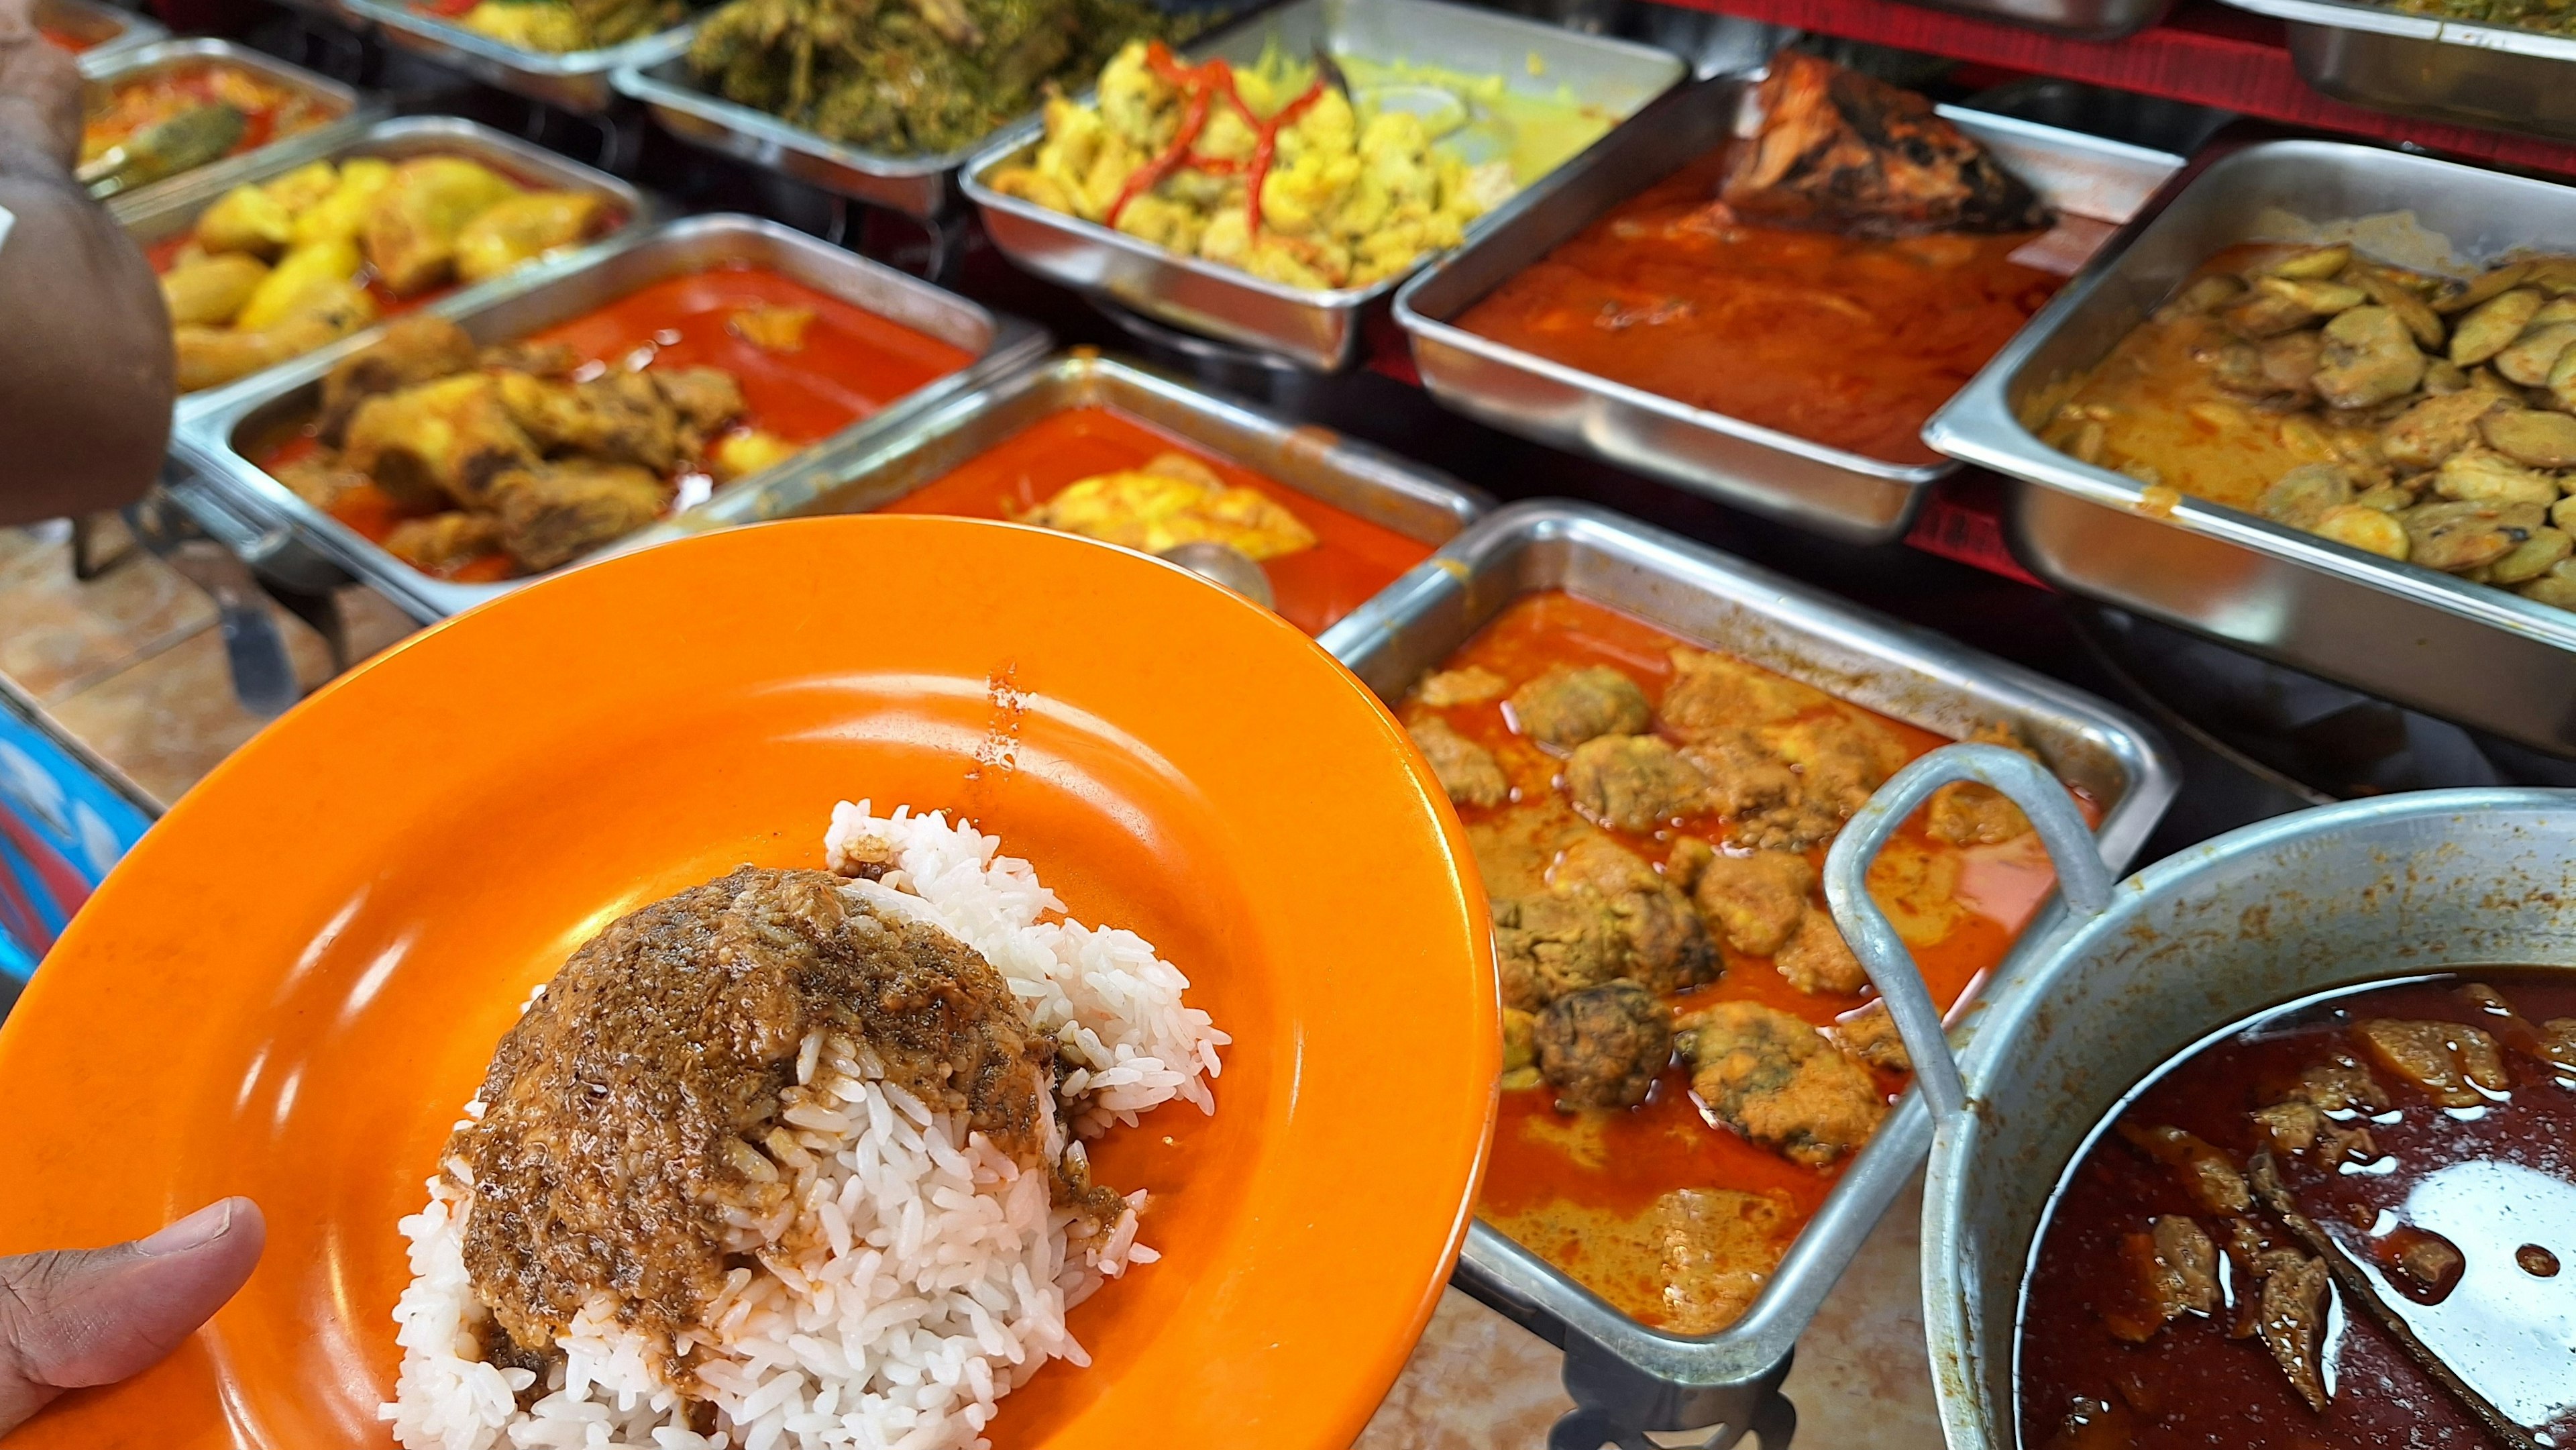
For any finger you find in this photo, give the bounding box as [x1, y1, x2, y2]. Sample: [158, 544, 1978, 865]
[0, 1198, 267, 1439]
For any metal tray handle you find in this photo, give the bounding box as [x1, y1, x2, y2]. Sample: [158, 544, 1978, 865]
[1820, 743, 2116, 1121]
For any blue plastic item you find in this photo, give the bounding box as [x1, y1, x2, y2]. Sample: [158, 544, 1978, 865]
[0, 680, 156, 980]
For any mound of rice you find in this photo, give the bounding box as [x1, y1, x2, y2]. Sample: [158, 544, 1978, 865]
[384, 802, 1228, 1450]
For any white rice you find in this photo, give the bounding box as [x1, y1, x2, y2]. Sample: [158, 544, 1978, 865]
[384, 803, 1228, 1450]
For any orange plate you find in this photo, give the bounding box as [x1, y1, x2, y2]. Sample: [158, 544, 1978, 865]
[0, 515, 1497, 1450]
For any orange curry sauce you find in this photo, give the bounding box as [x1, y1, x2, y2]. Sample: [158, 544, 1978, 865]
[1455, 150, 2063, 466]
[881, 405, 1434, 635]
[258, 263, 975, 580]
[1428, 592, 2085, 1330]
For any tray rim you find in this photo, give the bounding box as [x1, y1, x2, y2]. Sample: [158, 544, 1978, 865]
[339, 0, 698, 79]
[2214, 0, 2576, 60]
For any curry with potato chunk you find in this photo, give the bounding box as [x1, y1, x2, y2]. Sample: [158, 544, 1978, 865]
[253, 263, 973, 579]
[2035, 242, 2576, 612]
[158, 154, 620, 393]
[1407, 591, 2087, 1333]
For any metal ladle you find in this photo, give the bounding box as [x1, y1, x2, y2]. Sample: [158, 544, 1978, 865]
[1159, 541, 1276, 609]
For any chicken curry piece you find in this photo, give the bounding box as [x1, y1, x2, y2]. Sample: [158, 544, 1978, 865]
[258, 263, 975, 580]
[1411, 590, 2082, 1334]
[2036, 242, 2576, 613]
[159, 154, 615, 393]
[2021, 970, 2576, 1449]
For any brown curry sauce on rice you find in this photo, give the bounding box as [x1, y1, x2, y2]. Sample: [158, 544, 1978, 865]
[447, 866, 1123, 1386]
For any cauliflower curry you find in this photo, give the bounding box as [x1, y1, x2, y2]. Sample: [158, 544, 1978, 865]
[985, 40, 1605, 291]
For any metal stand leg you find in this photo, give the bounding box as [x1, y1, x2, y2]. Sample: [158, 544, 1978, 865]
[262, 581, 352, 678]
[68, 512, 135, 581]
[1546, 1390, 1794, 1450]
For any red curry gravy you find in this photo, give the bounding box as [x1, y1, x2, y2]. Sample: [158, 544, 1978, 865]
[1426, 591, 2080, 1330]
[2022, 970, 2576, 1450]
[1455, 150, 2063, 466]
[881, 405, 1432, 636]
[260, 263, 973, 580]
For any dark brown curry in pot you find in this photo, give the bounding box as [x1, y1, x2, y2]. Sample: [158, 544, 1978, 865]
[2021, 970, 2576, 1449]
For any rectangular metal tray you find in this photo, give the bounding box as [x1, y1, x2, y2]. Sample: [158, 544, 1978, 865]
[2217, 0, 2576, 143]
[341, 0, 694, 114]
[40, 0, 167, 62]
[1393, 76, 2183, 546]
[126, 114, 656, 399]
[81, 40, 377, 212]
[613, 53, 980, 221]
[960, 0, 1684, 372]
[684, 348, 1493, 630]
[1318, 497, 2175, 1447]
[1924, 138, 2576, 759]
[1892, 0, 2169, 40]
[172, 213, 1049, 621]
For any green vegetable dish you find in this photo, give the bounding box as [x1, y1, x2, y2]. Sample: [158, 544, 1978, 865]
[686, 0, 1204, 156]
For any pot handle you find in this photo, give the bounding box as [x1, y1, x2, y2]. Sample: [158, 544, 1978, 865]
[1819, 743, 2114, 1124]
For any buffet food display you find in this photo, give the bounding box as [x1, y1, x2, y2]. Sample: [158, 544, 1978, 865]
[54, 9, 2576, 1450]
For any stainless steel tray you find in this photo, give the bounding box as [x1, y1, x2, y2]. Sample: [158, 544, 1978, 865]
[172, 213, 1049, 621]
[1318, 498, 2176, 1450]
[1893, 0, 2169, 40]
[1393, 76, 2182, 547]
[2218, 0, 2576, 142]
[960, 0, 1683, 372]
[342, 0, 694, 114]
[1925, 138, 2576, 760]
[614, 53, 979, 220]
[81, 40, 376, 211]
[40, 0, 167, 62]
[126, 114, 656, 400]
[686, 348, 1492, 631]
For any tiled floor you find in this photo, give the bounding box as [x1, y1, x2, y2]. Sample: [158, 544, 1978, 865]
[5, 515, 1947, 1446]
[1354, 1180, 1943, 1447]
[1, 519, 418, 805]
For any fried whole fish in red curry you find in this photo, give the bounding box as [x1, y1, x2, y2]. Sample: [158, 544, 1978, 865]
[1456, 54, 2066, 466]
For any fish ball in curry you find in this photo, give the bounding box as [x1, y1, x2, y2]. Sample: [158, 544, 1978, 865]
[1534, 981, 1672, 1110]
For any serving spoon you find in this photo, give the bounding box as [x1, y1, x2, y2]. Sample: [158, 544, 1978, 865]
[1159, 540, 1275, 609]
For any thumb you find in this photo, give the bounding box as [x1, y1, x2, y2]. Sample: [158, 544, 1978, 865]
[0, 1198, 266, 1439]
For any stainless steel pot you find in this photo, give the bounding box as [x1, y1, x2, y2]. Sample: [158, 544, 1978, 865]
[1820, 783, 2576, 1449]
